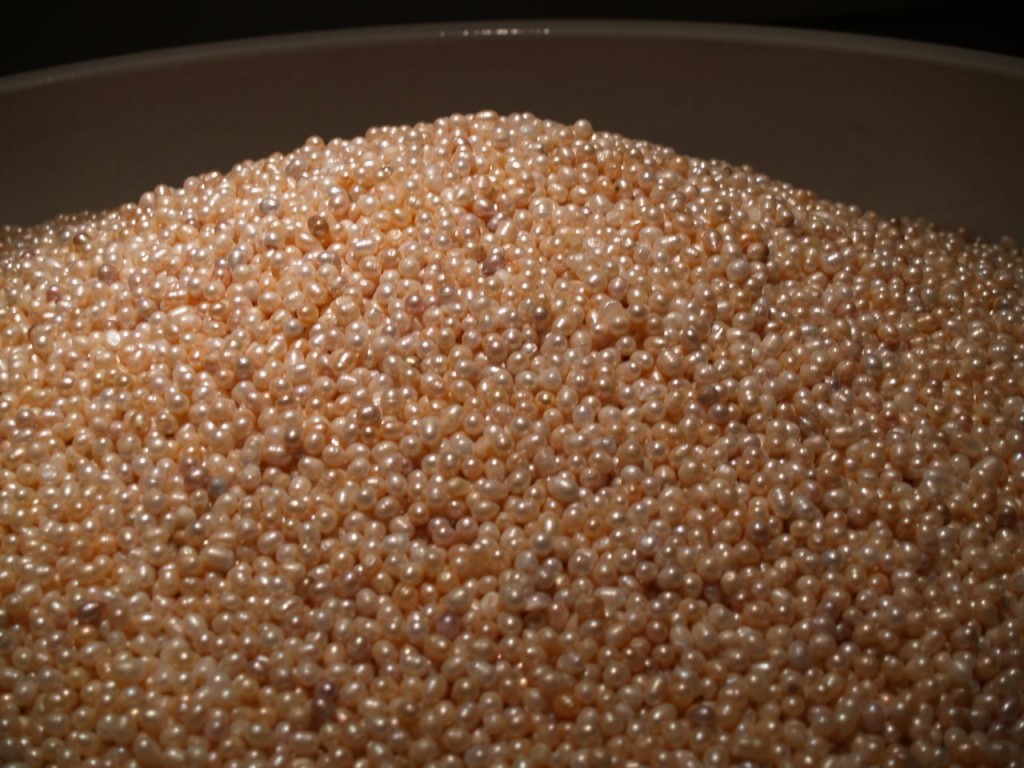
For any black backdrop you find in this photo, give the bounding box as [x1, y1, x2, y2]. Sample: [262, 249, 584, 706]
[2, 0, 1019, 77]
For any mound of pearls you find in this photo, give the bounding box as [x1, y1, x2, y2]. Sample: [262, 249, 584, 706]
[1, 111, 1023, 767]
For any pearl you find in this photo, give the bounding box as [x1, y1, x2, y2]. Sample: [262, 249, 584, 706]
[0, 111, 1021, 767]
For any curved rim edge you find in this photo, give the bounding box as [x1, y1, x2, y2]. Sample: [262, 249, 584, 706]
[1, 19, 1021, 95]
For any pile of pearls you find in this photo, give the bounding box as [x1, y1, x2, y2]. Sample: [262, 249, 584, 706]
[1, 111, 1023, 767]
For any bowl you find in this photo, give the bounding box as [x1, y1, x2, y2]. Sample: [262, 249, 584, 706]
[1, 21, 1022, 241]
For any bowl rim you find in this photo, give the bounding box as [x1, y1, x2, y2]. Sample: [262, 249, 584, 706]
[2, 19, 1021, 96]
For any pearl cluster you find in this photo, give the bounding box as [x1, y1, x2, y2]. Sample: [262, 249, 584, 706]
[1, 111, 1022, 767]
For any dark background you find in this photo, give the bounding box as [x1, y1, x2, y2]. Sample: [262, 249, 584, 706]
[1, 0, 1019, 77]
